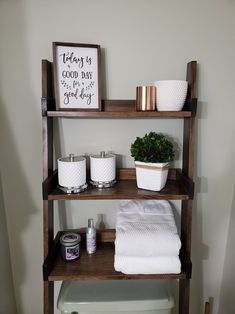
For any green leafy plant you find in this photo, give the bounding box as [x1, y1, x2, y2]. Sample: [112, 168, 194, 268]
[130, 132, 174, 163]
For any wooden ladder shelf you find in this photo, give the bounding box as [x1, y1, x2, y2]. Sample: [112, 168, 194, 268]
[42, 60, 197, 314]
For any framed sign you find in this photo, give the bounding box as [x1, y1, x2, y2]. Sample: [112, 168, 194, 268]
[53, 42, 101, 110]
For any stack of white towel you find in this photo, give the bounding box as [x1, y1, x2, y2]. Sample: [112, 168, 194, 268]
[114, 200, 181, 274]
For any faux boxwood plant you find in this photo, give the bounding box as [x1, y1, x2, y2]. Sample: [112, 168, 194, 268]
[130, 132, 174, 163]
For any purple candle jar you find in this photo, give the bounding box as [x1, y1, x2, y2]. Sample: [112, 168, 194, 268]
[60, 232, 81, 262]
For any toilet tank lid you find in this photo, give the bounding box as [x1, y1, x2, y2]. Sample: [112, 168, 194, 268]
[57, 280, 175, 312]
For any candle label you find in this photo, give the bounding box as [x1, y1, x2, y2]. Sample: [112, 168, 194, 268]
[65, 244, 80, 260]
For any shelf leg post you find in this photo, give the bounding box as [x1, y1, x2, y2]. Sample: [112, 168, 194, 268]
[42, 59, 54, 314]
[181, 200, 192, 262]
[179, 61, 197, 314]
[44, 281, 54, 314]
[179, 278, 190, 314]
[42, 113, 54, 314]
[43, 199, 54, 314]
[179, 200, 192, 314]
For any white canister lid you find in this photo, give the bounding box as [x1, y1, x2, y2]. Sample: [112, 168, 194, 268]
[58, 154, 85, 163]
[90, 151, 115, 159]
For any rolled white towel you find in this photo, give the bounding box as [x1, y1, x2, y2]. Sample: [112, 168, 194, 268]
[114, 255, 181, 274]
[118, 200, 174, 215]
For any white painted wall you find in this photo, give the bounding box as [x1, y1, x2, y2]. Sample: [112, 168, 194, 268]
[0, 1, 235, 313]
[218, 176, 235, 314]
[0, 174, 17, 314]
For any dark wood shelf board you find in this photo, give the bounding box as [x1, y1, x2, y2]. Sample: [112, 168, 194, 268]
[43, 99, 196, 118]
[47, 110, 192, 118]
[43, 168, 194, 201]
[43, 230, 187, 281]
[48, 180, 190, 201]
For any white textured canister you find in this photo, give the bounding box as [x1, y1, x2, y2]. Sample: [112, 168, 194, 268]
[90, 152, 116, 183]
[58, 154, 86, 188]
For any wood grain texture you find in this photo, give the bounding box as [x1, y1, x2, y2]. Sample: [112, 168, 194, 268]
[181, 200, 193, 260]
[42, 61, 54, 179]
[43, 282, 53, 314]
[41, 60, 55, 115]
[186, 61, 197, 101]
[41, 60, 54, 100]
[103, 99, 136, 112]
[179, 279, 190, 314]
[204, 302, 210, 314]
[47, 108, 192, 118]
[183, 117, 195, 180]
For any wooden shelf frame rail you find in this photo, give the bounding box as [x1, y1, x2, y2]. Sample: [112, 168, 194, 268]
[179, 60, 197, 314]
[42, 60, 54, 314]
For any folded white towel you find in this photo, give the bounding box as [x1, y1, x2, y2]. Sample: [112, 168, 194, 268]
[116, 212, 178, 234]
[114, 255, 181, 274]
[115, 231, 181, 257]
[115, 211, 181, 256]
[118, 200, 174, 215]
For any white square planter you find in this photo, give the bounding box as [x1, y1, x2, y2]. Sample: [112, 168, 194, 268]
[135, 161, 169, 192]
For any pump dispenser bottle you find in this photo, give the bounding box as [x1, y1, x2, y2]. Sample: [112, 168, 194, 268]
[86, 218, 96, 254]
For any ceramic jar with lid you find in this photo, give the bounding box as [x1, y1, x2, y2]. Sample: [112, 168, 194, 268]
[58, 153, 87, 193]
[90, 151, 116, 188]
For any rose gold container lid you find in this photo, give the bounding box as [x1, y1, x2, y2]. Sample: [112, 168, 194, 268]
[136, 86, 156, 111]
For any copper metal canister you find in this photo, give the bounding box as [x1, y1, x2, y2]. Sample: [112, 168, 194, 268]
[136, 86, 156, 111]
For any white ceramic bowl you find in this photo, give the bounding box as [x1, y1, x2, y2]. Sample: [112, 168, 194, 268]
[154, 80, 188, 111]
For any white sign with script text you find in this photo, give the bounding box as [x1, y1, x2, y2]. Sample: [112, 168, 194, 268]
[55, 44, 100, 109]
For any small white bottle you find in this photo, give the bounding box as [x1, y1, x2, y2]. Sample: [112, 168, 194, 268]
[86, 218, 96, 254]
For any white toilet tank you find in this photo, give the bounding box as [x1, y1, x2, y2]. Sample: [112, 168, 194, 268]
[57, 280, 174, 314]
